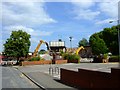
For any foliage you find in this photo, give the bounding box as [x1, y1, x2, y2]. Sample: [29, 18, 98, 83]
[100, 26, 118, 55]
[78, 38, 89, 47]
[60, 50, 65, 56]
[29, 56, 41, 61]
[62, 53, 69, 60]
[89, 25, 119, 55]
[109, 55, 120, 62]
[62, 53, 80, 61]
[38, 49, 46, 54]
[4, 30, 31, 61]
[103, 54, 108, 59]
[89, 33, 108, 55]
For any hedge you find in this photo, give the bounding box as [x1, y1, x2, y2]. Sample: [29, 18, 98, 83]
[109, 56, 120, 62]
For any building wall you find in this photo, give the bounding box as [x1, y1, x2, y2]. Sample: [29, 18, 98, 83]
[61, 68, 120, 89]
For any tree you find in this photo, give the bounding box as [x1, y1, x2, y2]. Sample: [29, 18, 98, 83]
[89, 25, 119, 55]
[38, 49, 46, 54]
[4, 30, 31, 62]
[101, 26, 118, 55]
[89, 33, 108, 55]
[78, 38, 89, 47]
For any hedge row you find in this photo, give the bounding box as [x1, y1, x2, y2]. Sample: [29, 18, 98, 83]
[109, 56, 120, 62]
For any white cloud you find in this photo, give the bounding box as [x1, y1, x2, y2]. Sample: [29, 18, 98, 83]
[2, 2, 57, 27]
[71, 0, 95, 9]
[71, 1, 100, 20]
[4, 25, 53, 36]
[98, 0, 119, 18]
[73, 9, 100, 20]
[71, 0, 119, 21]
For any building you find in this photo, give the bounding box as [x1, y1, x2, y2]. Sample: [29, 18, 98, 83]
[49, 39, 66, 53]
[66, 46, 93, 58]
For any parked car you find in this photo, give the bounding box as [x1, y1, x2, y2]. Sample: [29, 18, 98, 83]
[1, 58, 7, 66]
[11, 59, 17, 65]
[7, 60, 13, 66]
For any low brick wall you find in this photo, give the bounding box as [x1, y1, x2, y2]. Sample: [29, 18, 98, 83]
[61, 68, 120, 89]
[78, 69, 111, 88]
[21, 60, 52, 66]
[67, 59, 79, 63]
[21, 60, 68, 66]
[55, 60, 67, 64]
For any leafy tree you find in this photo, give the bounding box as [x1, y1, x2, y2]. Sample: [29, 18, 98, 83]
[89, 25, 119, 55]
[4, 30, 31, 62]
[89, 33, 108, 55]
[78, 38, 89, 47]
[38, 49, 46, 54]
[101, 26, 118, 55]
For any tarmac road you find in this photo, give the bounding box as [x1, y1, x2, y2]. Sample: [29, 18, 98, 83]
[2, 66, 39, 89]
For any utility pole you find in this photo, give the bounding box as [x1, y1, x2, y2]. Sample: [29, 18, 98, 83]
[118, 1, 120, 68]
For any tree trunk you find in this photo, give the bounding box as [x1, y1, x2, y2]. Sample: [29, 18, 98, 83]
[16, 57, 20, 65]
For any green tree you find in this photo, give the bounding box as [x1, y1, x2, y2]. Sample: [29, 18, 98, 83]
[89, 33, 108, 55]
[89, 25, 119, 55]
[38, 49, 46, 54]
[4, 30, 31, 62]
[78, 38, 89, 47]
[101, 26, 118, 55]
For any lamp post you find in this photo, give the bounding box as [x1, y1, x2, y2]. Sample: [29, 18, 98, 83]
[109, 20, 120, 67]
[69, 36, 72, 51]
[117, 20, 120, 68]
[109, 1, 120, 67]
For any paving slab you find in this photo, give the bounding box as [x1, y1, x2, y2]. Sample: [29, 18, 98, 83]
[24, 72, 77, 90]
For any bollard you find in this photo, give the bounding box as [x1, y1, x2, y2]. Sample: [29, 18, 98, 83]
[49, 67, 54, 75]
[55, 67, 59, 74]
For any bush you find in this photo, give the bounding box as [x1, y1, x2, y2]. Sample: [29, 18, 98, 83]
[109, 56, 120, 62]
[62, 53, 80, 63]
[62, 53, 69, 60]
[29, 56, 41, 61]
[103, 54, 108, 59]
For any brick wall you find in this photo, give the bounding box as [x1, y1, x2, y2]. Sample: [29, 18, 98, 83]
[55, 60, 67, 64]
[67, 59, 79, 63]
[21, 60, 52, 66]
[61, 68, 120, 89]
[21, 60, 68, 66]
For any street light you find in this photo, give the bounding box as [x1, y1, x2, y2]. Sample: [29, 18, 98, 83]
[109, 1, 120, 68]
[109, 20, 120, 67]
[69, 36, 72, 51]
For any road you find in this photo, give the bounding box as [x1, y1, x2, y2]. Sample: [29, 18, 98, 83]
[2, 66, 39, 88]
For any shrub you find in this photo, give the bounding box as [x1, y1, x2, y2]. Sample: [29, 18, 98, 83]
[29, 56, 41, 61]
[109, 55, 120, 62]
[62, 53, 69, 60]
[103, 54, 108, 59]
[62, 53, 80, 63]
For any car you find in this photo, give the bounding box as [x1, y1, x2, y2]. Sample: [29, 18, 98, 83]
[1, 60, 8, 66]
[7, 60, 13, 66]
[11, 60, 17, 65]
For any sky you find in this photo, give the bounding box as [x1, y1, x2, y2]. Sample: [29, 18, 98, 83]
[1, 0, 120, 52]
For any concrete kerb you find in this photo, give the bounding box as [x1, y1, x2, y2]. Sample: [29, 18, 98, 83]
[14, 66, 45, 90]
[22, 72, 45, 90]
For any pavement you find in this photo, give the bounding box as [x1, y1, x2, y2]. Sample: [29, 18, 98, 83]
[2, 66, 39, 88]
[15, 64, 77, 90]
[14, 63, 119, 90]
[23, 72, 77, 90]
